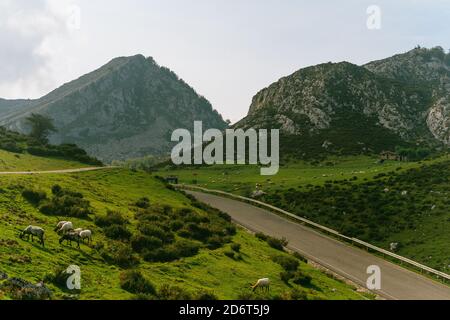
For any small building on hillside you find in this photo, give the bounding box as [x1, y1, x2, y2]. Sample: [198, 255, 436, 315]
[165, 176, 179, 184]
[380, 151, 399, 161]
[379, 151, 408, 162]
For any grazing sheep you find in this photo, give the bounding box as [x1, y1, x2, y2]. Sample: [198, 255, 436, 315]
[59, 231, 81, 249]
[73, 228, 83, 235]
[20, 226, 45, 247]
[251, 278, 270, 292]
[79, 230, 92, 244]
[54, 221, 68, 232]
[57, 222, 74, 235]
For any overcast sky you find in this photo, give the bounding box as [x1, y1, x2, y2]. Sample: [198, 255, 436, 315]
[0, 0, 449, 123]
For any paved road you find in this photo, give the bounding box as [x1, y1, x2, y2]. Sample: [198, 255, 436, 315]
[187, 190, 450, 300]
[0, 166, 115, 175]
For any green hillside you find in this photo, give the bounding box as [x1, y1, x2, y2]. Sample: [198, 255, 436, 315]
[159, 154, 450, 272]
[0, 150, 368, 300]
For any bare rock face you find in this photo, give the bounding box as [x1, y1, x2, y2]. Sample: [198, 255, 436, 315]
[0, 55, 226, 162]
[236, 47, 450, 158]
[428, 98, 450, 145]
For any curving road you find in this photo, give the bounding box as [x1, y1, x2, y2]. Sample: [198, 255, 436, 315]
[186, 190, 450, 300]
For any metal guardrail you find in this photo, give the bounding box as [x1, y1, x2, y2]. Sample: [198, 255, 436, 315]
[177, 184, 450, 283]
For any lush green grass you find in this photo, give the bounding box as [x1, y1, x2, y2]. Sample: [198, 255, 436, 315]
[159, 155, 450, 272]
[158, 155, 447, 195]
[0, 151, 367, 300]
[0, 150, 92, 172]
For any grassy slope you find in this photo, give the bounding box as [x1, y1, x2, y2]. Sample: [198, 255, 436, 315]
[159, 155, 450, 272]
[158, 155, 443, 194]
[0, 150, 91, 172]
[0, 151, 366, 300]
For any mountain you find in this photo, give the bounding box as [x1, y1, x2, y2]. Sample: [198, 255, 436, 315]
[0, 55, 227, 162]
[236, 47, 450, 159]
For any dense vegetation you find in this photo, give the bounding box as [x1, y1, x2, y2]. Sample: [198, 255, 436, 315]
[260, 160, 450, 270]
[0, 126, 101, 165]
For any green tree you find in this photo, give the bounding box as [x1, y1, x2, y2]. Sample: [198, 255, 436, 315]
[26, 113, 57, 143]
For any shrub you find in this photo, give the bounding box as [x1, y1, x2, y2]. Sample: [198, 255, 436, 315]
[280, 271, 295, 283]
[194, 291, 218, 300]
[22, 189, 47, 205]
[292, 271, 312, 286]
[272, 255, 299, 271]
[231, 243, 241, 253]
[101, 243, 139, 268]
[131, 235, 163, 253]
[255, 232, 268, 241]
[157, 284, 192, 300]
[104, 225, 132, 240]
[95, 211, 128, 227]
[266, 237, 288, 251]
[138, 224, 174, 244]
[224, 250, 235, 259]
[135, 197, 150, 209]
[120, 270, 155, 295]
[292, 252, 308, 263]
[143, 241, 199, 263]
[39, 191, 93, 218]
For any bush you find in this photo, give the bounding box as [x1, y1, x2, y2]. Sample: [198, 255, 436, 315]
[272, 255, 299, 271]
[255, 232, 268, 241]
[280, 271, 294, 283]
[157, 284, 192, 300]
[266, 237, 288, 251]
[120, 270, 155, 295]
[194, 291, 218, 300]
[22, 189, 47, 205]
[143, 241, 199, 262]
[231, 243, 241, 253]
[135, 197, 150, 209]
[138, 224, 174, 244]
[224, 250, 235, 259]
[104, 225, 132, 240]
[95, 210, 128, 227]
[101, 243, 139, 268]
[39, 188, 93, 218]
[292, 271, 312, 286]
[131, 235, 163, 253]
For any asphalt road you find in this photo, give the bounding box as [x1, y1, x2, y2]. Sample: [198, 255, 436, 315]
[186, 190, 450, 300]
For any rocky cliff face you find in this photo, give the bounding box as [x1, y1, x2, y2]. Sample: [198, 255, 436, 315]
[236, 47, 450, 158]
[0, 55, 227, 162]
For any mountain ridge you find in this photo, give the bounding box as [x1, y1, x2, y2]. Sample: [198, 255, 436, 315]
[0, 55, 227, 162]
[236, 47, 450, 158]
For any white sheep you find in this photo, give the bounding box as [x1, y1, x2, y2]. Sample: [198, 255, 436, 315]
[251, 278, 270, 292]
[57, 222, 74, 234]
[73, 228, 84, 235]
[79, 230, 93, 244]
[54, 221, 68, 232]
[20, 226, 45, 247]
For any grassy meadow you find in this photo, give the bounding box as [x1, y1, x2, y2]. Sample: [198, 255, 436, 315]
[158, 154, 450, 272]
[0, 151, 369, 300]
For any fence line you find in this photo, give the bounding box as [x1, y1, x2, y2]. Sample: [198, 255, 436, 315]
[177, 184, 450, 282]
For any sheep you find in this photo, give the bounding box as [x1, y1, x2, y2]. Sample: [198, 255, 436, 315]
[79, 230, 92, 244]
[20, 226, 45, 247]
[59, 231, 81, 249]
[54, 221, 68, 232]
[251, 278, 270, 292]
[57, 222, 74, 235]
[73, 228, 83, 235]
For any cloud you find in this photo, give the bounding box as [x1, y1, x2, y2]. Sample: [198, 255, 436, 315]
[0, 0, 80, 98]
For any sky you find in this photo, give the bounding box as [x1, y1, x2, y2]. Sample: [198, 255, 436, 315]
[0, 0, 449, 123]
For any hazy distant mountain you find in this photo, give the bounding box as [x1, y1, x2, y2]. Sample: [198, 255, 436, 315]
[235, 47, 450, 158]
[0, 55, 227, 162]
